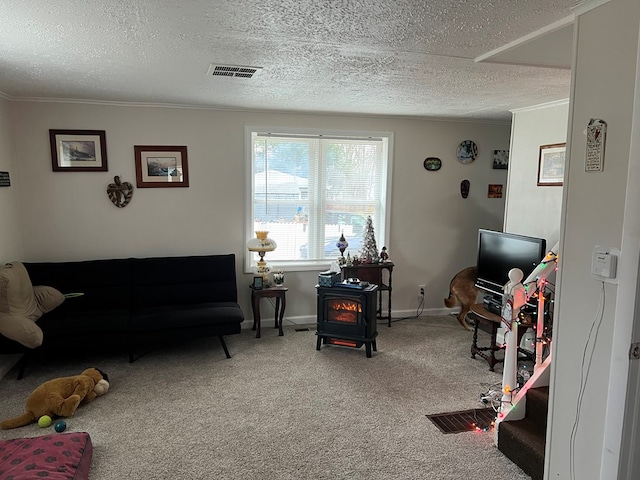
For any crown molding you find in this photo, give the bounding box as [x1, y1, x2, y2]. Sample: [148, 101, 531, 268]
[5, 95, 512, 125]
[475, 15, 574, 66]
[510, 99, 570, 114]
[572, 0, 611, 17]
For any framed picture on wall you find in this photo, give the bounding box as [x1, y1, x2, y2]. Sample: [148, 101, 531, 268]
[538, 143, 566, 186]
[134, 145, 189, 188]
[488, 184, 503, 198]
[492, 150, 509, 169]
[49, 130, 108, 172]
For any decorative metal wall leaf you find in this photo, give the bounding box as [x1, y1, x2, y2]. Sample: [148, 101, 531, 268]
[107, 176, 134, 208]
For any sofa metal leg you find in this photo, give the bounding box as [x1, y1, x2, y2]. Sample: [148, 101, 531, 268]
[218, 336, 231, 358]
[128, 340, 137, 363]
[16, 354, 27, 380]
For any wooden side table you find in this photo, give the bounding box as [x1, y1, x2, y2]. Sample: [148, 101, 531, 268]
[250, 285, 288, 338]
[467, 303, 533, 371]
[341, 262, 394, 327]
[467, 303, 503, 371]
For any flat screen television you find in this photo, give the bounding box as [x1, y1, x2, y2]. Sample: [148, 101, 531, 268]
[475, 229, 547, 298]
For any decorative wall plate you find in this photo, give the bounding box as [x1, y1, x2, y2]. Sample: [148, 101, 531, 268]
[423, 157, 442, 171]
[457, 140, 478, 164]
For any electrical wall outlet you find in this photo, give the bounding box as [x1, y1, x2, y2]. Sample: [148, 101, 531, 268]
[418, 285, 425, 297]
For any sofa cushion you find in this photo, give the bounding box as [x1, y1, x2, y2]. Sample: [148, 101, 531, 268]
[0, 432, 93, 480]
[130, 302, 244, 331]
[0, 262, 64, 348]
[132, 254, 239, 308]
[38, 308, 131, 337]
[24, 258, 133, 312]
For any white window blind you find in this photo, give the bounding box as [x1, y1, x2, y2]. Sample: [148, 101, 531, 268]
[245, 128, 392, 271]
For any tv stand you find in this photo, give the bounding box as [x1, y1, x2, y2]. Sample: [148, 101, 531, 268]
[482, 294, 502, 315]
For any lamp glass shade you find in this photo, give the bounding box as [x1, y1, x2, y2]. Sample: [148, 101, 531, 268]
[247, 231, 277, 280]
[336, 232, 349, 253]
[247, 231, 277, 252]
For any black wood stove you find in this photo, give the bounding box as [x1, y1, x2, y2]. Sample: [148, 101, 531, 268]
[316, 284, 378, 357]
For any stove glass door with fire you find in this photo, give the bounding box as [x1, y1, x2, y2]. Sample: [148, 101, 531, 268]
[316, 284, 378, 357]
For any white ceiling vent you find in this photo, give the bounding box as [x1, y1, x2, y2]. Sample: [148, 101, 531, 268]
[207, 64, 262, 78]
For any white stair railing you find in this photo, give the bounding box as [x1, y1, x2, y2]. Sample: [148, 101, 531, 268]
[499, 243, 559, 417]
[500, 269, 527, 414]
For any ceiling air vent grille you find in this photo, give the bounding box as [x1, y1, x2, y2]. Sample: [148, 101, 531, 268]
[208, 64, 262, 78]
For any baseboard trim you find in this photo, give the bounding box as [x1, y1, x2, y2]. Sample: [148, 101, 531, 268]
[242, 307, 461, 329]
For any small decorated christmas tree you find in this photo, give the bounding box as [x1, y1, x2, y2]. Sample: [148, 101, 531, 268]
[360, 215, 379, 263]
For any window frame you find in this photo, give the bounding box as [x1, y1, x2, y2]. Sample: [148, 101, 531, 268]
[244, 126, 393, 273]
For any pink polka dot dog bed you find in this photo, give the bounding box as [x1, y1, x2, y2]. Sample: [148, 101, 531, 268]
[0, 432, 93, 480]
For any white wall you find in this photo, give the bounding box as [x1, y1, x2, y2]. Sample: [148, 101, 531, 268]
[9, 102, 510, 322]
[505, 100, 568, 246]
[548, 0, 640, 478]
[0, 97, 22, 263]
[0, 96, 25, 377]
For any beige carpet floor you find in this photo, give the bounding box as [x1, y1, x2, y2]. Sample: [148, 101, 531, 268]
[0, 315, 529, 479]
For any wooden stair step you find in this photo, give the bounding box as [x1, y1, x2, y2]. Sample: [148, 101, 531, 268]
[498, 417, 546, 480]
[525, 386, 549, 427]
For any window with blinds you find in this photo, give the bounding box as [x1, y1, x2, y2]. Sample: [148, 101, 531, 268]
[245, 128, 393, 270]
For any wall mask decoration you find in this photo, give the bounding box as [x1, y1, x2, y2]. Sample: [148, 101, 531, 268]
[107, 176, 134, 208]
[457, 140, 478, 164]
[460, 179, 470, 198]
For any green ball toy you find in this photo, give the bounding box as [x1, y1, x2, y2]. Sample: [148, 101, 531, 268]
[37, 415, 52, 428]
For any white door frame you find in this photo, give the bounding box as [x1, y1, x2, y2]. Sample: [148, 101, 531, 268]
[611, 22, 640, 480]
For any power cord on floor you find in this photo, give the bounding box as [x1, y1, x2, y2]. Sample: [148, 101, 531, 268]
[417, 292, 425, 317]
[377, 294, 425, 324]
[480, 382, 503, 412]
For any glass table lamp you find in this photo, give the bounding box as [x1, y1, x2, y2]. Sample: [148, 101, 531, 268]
[247, 231, 277, 280]
[336, 232, 349, 265]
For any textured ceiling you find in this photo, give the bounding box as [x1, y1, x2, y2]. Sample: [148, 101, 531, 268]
[0, 0, 577, 121]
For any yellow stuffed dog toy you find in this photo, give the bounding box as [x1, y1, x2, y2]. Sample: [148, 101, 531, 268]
[0, 367, 110, 429]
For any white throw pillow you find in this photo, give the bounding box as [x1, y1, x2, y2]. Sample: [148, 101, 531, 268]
[0, 262, 64, 348]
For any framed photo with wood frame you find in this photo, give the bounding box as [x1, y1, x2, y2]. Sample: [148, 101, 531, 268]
[50, 130, 108, 172]
[537, 143, 566, 186]
[134, 145, 189, 188]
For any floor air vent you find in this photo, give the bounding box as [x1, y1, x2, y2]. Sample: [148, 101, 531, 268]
[426, 407, 496, 434]
[207, 64, 262, 78]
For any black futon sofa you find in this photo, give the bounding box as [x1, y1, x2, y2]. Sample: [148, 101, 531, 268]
[1, 254, 245, 378]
